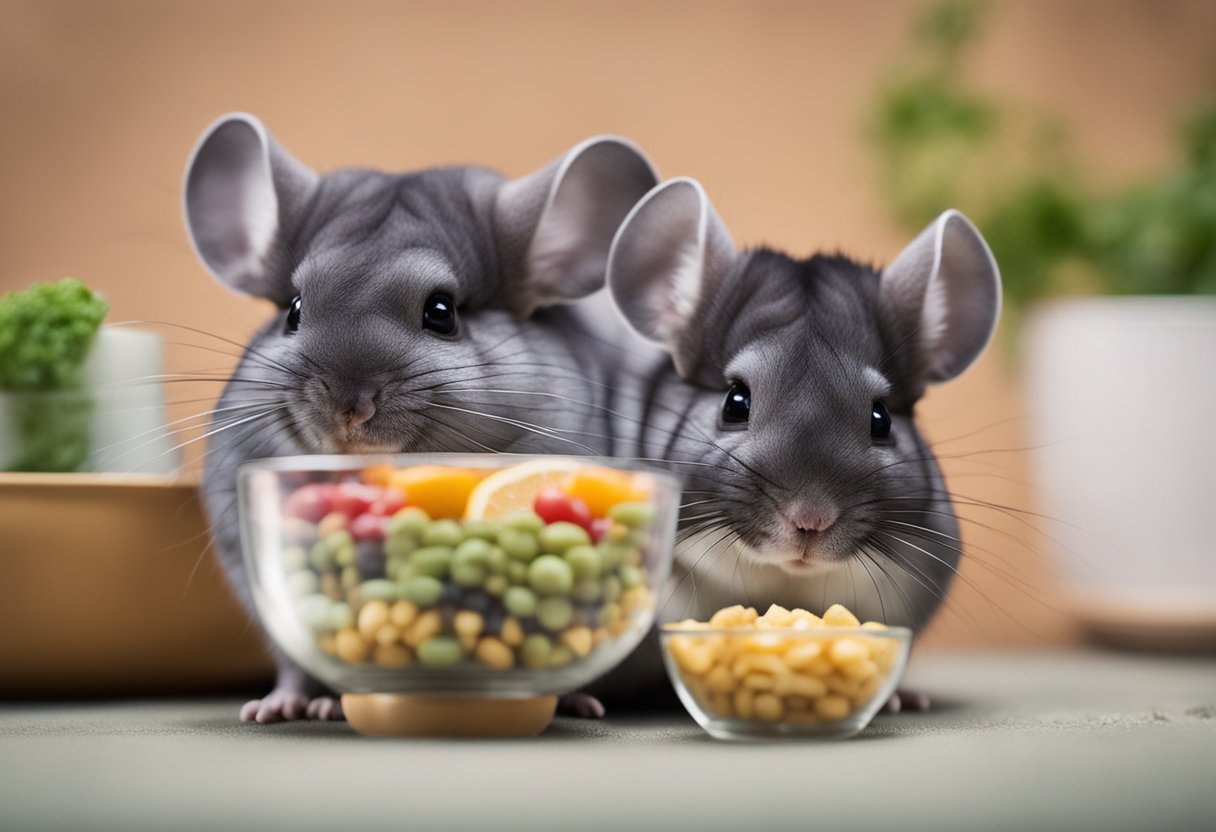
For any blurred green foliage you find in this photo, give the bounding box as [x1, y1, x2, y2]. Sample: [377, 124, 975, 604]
[867, 0, 1216, 314]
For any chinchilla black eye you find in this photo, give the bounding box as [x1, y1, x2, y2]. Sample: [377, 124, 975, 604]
[423, 292, 457, 335]
[285, 296, 302, 334]
[722, 382, 751, 425]
[871, 399, 891, 441]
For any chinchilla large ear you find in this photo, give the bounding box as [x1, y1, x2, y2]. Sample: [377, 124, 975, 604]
[606, 177, 739, 382]
[880, 209, 1002, 384]
[493, 136, 659, 317]
[184, 113, 319, 305]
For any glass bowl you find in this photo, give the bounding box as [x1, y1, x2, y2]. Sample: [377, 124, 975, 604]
[238, 454, 678, 736]
[660, 623, 911, 740]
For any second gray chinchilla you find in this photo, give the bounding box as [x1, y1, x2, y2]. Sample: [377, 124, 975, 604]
[182, 113, 658, 722]
[596, 177, 1000, 706]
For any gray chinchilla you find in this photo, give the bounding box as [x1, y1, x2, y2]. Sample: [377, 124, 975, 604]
[598, 177, 1000, 706]
[183, 113, 658, 722]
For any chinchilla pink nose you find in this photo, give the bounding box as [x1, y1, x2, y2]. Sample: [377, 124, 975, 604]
[789, 503, 840, 534]
[340, 388, 378, 429]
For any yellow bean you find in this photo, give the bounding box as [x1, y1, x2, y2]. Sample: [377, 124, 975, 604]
[336, 628, 370, 663]
[373, 643, 411, 668]
[357, 600, 390, 641]
[754, 693, 785, 722]
[710, 604, 757, 628]
[500, 616, 524, 647]
[788, 672, 828, 698]
[840, 658, 879, 681]
[592, 627, 608, 646]
[829, 637, 870, 665]
[474, 637, 514, 670]
[805, 656, 835, 677]
[761, 604, 794, 626]
[389, 600, 418, 629]
[705, 691, 734, 717]
[783, 640, 824, 669]
[743, 673, 776, 691]
[785, 695, 812, 712]
[826, 673, 863, 697]
[374, 624, 401, 647]
[823, 603, 861, 627]
[318, 634, 338, 657]
[561, 626, 593, 659]
[402, 609, 442, 648]
[453, 610, 484, 642]
[706, 665, 735, 693]
[733, 687, 756, 719]
[670, 637, 715, 675]
[815, 694, 852, 721]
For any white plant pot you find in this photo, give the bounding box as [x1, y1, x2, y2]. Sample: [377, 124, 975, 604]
[1023, 297, 1216, 649]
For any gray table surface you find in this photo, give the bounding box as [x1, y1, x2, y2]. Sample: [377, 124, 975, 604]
[2, 649, 1214, 832]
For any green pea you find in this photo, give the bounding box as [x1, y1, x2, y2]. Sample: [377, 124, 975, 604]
[486, 545, 508, 575]
[619, 564, 645, 589]
[451, 559, 487, 588]
[388, 507, 430, 537]
[417, 635, 464, 667]
[502, 511, 544, 533]
[359, 579, 398, 603]
[506, 560, 529, 585]
[597, 541, 630, 571]
[410, 546, 452, 579]
[608, 501, 656, 530]
[528, 555, 574, 595]
[281, 545, 308, 571]
[341, 566, 361, 590]
[498, 527, 539, 562]
[605, 523, 632, 543]
[401, 575, 444, 607]
[327, 601, 354, 631]
[297, 594, 331, 631]
[287, 569, 319, 598]
[422, 519, 464, 547]
[309, 540, 333, 571]
[538, 521, 591, 554]
[537, 596, 574, 631]
[503, 586, 538, 618]
[484, 574, 508, 597]
[547, 645, 574, 668]
[333, 542, 357, 568]
[454, 537, 494, 567]
[461, 519, 501, 541]
[599, 602, 621, 627]
[384, 534, 418, 560]
[601, 575, 622, 603]
[564, 544, 601, 580]
[626, 546, 644, 568]
[521, 633, 552, 669]
[571, 579, 602, 603]
[325, 529, 355, 552]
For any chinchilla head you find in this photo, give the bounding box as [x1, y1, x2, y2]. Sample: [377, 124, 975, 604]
[607, 177, 1000, 626]
[184, 113, 657, 455]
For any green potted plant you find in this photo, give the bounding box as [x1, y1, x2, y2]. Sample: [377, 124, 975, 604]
[867, 0, 1216, 647]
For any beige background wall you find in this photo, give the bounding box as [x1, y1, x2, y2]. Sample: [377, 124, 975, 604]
[3, 0, 1214, 648]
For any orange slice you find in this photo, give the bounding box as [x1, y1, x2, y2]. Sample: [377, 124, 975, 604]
[563, 466, 651, 518]
[387, 466, 483, 519]
[463, 459, 585, 520]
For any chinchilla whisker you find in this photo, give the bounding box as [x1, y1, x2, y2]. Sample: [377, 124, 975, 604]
[416, 399, 600, 455]
[96, 404, 290, 470]
[89, 399, 285, 457]
[667, 526, 738, 616]
[110, 319, 316, 379]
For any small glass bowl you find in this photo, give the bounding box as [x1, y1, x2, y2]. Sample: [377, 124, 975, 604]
[660, 624, 912, 740]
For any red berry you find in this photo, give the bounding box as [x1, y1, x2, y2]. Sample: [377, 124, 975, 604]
[533, 487, 593, 531]
[589, 517, 613, 543]
[332, 482, 381, 517]
[349, 512, 388, 542]
[368, 488, 407, 516]
[283, 483, 332, 523]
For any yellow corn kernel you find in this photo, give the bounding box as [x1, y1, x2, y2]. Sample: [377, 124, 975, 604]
[402, 609, 442, 648]
[705, 665, 735, 693]
[357, 600, 390, 641]
[500, 616, 524, 647]
[840, 658, 879, 681]
[733, 687, 756, 719]
[561, 626, 594, 658]
[474, 636, 514, 671]
[336, 628, 370, 664]
[823, 603, 861, 628]
[754, 693, 785, 722]
[743, 673, 776, 691]
[669, 636, 714, 675]
[788, 672, 829, 699]
[806, 656, 835, 677]
[710, 605, 758, 628]
[374, 624, 401, 647]
[389, 600, 419, 629]
[760, 604, 795, 626]
[453, 610, 484, 642]
[815, 694, 852, 721]
[373, 643, 412, 668]
[829, 637, 870, 666]
[783, 639, 824, 669]
[826, 673, 863, 697]
[740, 632, 784, 653]
[790, 608, 824, 627]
